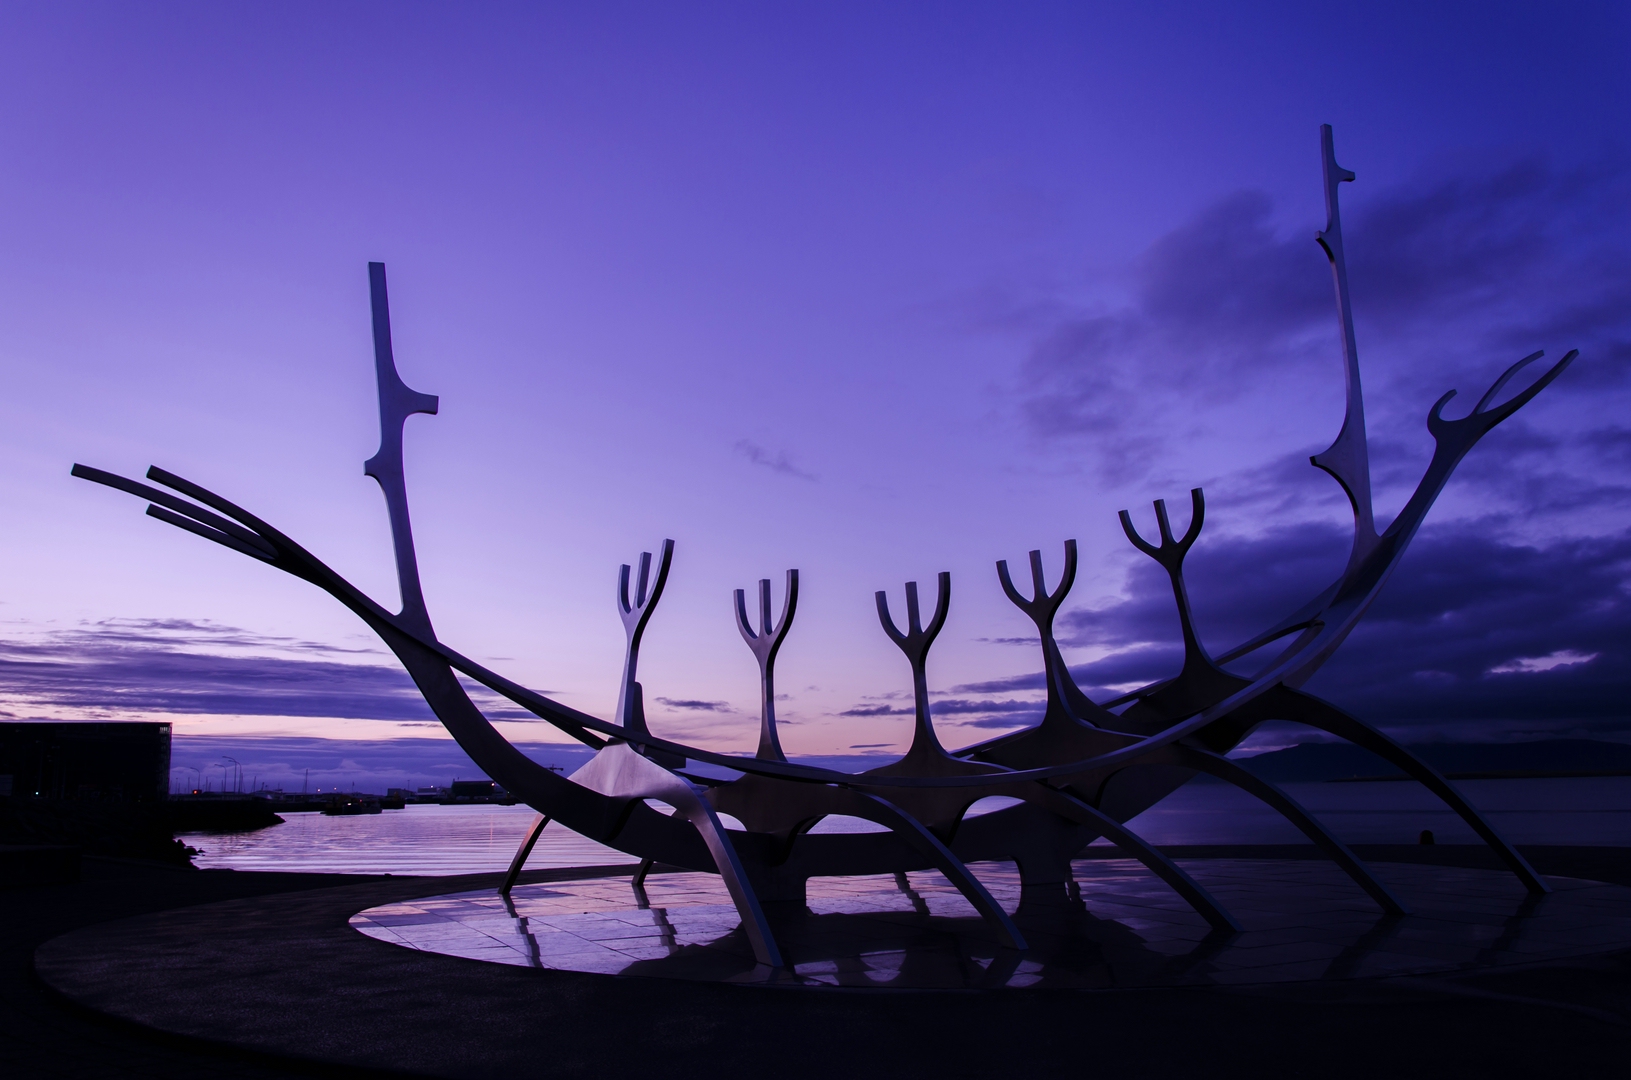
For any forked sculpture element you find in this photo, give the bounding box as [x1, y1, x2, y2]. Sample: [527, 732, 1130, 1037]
[75, 127, 1576, 967]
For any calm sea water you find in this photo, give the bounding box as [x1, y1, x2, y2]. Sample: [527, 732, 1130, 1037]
[183, 777, 1631, 876]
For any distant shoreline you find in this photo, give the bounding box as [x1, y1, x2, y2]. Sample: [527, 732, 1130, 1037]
[1330, 770, 1631, 782]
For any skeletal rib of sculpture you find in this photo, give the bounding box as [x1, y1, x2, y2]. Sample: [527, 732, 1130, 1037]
[75, 127, 1574, 967]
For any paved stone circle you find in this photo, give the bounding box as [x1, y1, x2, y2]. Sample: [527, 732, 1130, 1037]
[352, 859, 1631, 989]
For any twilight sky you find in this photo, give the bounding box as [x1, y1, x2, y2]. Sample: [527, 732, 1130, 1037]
[1, 3, 1627, 789]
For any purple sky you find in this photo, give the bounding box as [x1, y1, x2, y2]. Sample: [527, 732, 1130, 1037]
[1, 3, 1627, 788]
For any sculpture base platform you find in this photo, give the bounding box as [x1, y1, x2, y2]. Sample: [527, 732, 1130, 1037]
[29, 854, 1631, 1078]
[350, 858, 1631, 989]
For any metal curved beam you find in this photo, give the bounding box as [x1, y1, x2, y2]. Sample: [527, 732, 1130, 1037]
[69, 246, 1577, 806]
[1261, 686, 1548, 895]
[70, 456, 1577, 813]
[1028, 785, 1240, 934]
[846, 792, 1027, 950]
[74, 355, 1573, 799]
[55, 455, 1483, 794]
[706, 774, 1027, 948]
[1152, 745, 1408, 916]
[61, 138, 1586, 972]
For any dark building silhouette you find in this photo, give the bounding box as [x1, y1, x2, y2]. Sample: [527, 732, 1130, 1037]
[0, 722, 171, 802]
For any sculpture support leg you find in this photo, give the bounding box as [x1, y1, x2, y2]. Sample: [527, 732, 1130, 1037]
[672, 795, 783, 967]
[1158, 746, 1409, 916]
[632, 857, 655, 908]
[850, 793, 1027, 950]
[713, 777, 1027, 950]
[1271, 688, 1550, 895]
[500, 813, 550, 897]
[1030, 786, 1241, 934]
[571, 743, 785, 967]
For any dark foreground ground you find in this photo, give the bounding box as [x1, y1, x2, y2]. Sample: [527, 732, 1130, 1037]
[6, 846, 1631, 1079]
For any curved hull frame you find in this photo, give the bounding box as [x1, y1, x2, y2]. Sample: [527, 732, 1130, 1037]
[73, 129, 1575, 968]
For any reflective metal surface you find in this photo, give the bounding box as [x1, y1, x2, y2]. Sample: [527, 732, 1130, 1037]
[76, 128, 1579, 968]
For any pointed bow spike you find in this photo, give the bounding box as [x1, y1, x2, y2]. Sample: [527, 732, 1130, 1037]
[1310, 126, 1378, 574]
[361, 262, 439, 632]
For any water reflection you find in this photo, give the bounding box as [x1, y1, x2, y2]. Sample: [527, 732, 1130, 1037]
[196, 778, 1631, 878]
[351, 859, 1631, 990]
[186, 804, 626, 875]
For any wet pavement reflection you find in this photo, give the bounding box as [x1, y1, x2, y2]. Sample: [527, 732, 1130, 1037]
[350, 859, 1631, 989]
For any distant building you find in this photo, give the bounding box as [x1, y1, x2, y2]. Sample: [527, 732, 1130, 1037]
[448, 779, 498, 800]
[0, 722, 171, 803]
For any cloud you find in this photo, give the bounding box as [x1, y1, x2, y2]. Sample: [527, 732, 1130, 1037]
[653, 697, 734, 712]
[1016, 191, 1336, 477]
[841, 696, 1042, 731]
[1488, 650, 1600, 675]
[926, 697, 1041, 716]
[40, 618, 381, 656]
[1583, 426, 1631, 466]
[0, 618, 538, 723]
[959, 521, 1631, 740]
[955, 715, 1044, 731]
[838, 703, 911, 716]
[1014, 156, 1631, 486]
[950, 671, 1047, 696]
[1301, 526, 1631, 729]
[733, 439, 818, 481]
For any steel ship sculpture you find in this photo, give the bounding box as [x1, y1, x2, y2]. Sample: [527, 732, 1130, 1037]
[75, 128, 1575, 968]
